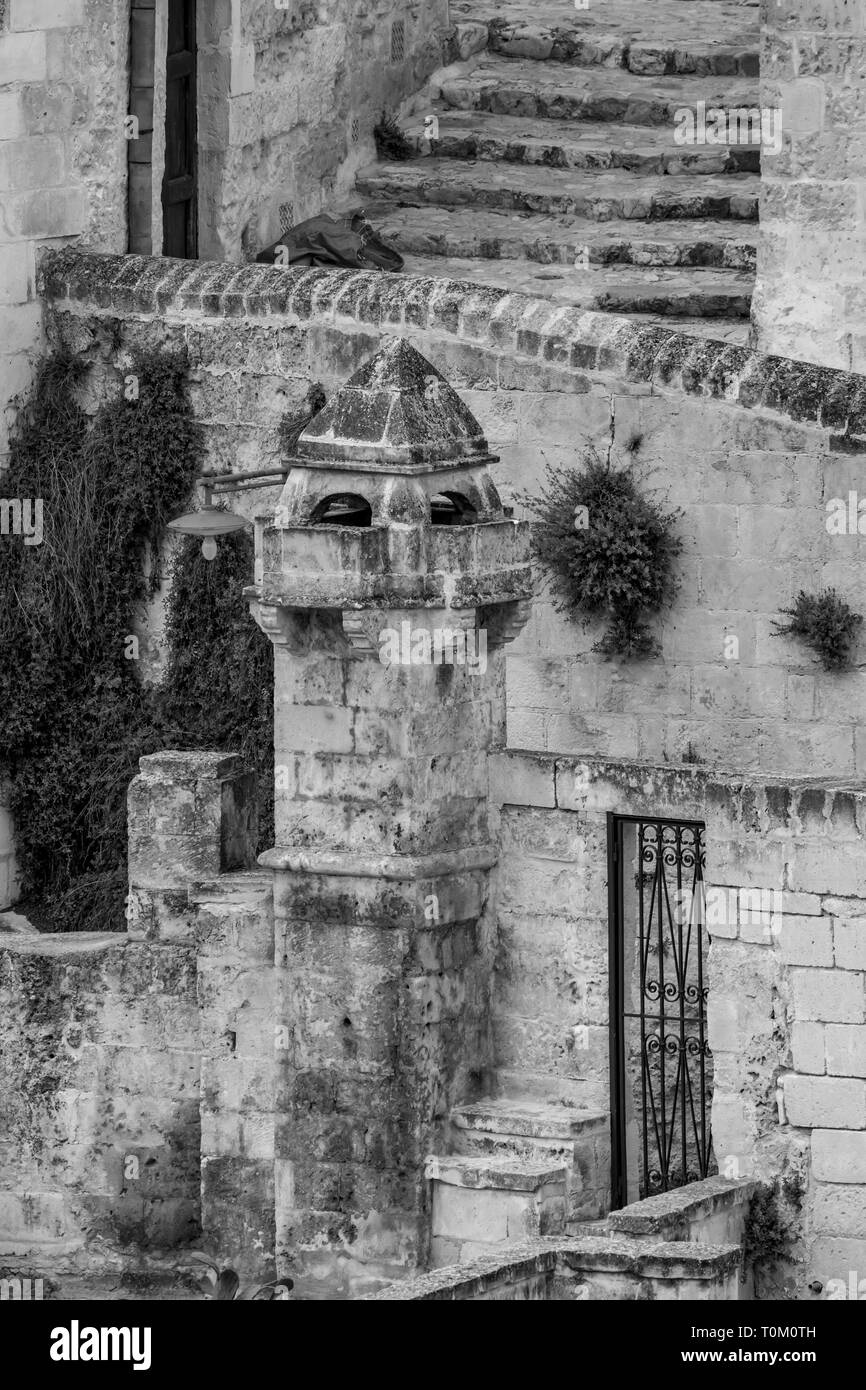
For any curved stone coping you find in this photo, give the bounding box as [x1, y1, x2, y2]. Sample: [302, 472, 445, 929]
[38, 247, 866, 444]
[258, 843, 498, 879]
[361, 1234, 742, 1299]
[0, 931, 128, 955]
[608, 1175, 758, 1237]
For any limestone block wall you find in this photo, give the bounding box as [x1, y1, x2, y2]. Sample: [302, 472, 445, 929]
[753, 0, 866, 373]
[488, 750, 866, 1300]
[203, 0, 451, 261]
[0, 930, 201, 1274]
[0, 0, 128, 470]
[38, 249, 866, 784]
[0, 749, 271, 1279]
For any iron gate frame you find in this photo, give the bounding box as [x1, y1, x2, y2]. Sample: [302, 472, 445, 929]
[607, 812, 712, 1210]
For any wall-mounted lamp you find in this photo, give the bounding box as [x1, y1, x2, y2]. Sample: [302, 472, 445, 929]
[167, 502, 251, 561]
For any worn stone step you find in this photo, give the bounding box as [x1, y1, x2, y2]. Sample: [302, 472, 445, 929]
[439, 55, 761, 129]
[426, 1152, 569, 1189]
[356, 161, 759, 222]
[484, 24, 758, 78]
[452, 0, 758, 76]
[453, 1097, 608, 1142]
[403, 110, 760, 175]
[426, 1152, 569, 1268]
[363, 203, 757, 271]
[396, 253, 752, 320]
[448, 1095, 611, 1224]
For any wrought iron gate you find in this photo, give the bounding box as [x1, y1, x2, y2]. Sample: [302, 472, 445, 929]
[608, 814, 713, 1209]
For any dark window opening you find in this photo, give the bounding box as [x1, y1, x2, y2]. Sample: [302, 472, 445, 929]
[431, 492, 478, 526]
[310, 495, 372, 527]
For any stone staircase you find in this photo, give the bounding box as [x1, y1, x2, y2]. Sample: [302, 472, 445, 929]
[355, 0, 761, 343]
[426, 1094, 610, 1267]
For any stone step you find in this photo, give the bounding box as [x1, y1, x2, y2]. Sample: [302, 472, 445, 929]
[356, 160, 759, 222]
[439, 54, 761, 129]
[402, 110, 760, 175]
[448, 1095, 611, 1224]
[484, 22, 758, 78]
[363, 202, 757, 271]
[452, 0, 758, 76]
[396, 253, 752, 321]
[425, 1152, 569, 1267]
[452, 1097, 612, 1142]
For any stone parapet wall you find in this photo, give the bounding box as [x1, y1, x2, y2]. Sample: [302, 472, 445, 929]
[363, 1234, 743, 1300]
[38, 247, 866, 782]
[0, 930, 201, 1274]
[0, 749, 272, 1281]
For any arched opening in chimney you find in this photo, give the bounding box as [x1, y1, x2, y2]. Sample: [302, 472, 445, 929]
[310, 494, 373, 527]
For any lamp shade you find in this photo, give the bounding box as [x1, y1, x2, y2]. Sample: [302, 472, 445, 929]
[167, 505, 251, 539]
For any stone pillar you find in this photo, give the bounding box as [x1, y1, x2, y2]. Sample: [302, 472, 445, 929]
[194, 871, 276, 1284]
[127, 749, 271, 1280]
[127, 750, 258, 941]
[752, 0, 866, 371]
[249, 339, 532, 1297]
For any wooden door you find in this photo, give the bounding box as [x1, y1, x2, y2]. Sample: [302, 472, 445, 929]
[162, 0, 197, 258]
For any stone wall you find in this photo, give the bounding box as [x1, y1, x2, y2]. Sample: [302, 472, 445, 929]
[488, 750, 866, 1299]
[0, 0, 128, 471]
[0, 929, 201, 1274]
[204, 0, 451, 262]
[753, 0, 866, 373]
[0, 749, 272, 1283]
[38, 248, 866, 784]
[365, 1235, 743, 1301]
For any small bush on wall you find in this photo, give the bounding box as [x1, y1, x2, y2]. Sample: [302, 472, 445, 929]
[772, 588, 862, 671]
[522, 450, 682, 658]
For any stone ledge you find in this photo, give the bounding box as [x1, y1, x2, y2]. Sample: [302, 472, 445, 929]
[608, 1175, 758, 1237]
[452, 1096, 606, 1140]
[259, 843, 497, 880]
[559, 1234, 742, 1277]
[425, 1153, 568, 1190]
[361, 1232, 741, 1298]
[0, 932, 128, 955]
[494, 750, 866, 834]
[37, 247, 866, 444]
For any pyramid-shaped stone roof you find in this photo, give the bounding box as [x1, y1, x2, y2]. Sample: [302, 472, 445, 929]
[291, 338, 497, 474]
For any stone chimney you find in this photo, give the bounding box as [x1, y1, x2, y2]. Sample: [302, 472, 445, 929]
[247, 338, 532, 1297]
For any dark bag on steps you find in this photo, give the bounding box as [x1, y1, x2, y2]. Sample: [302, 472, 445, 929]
[256, 211, 404, 272]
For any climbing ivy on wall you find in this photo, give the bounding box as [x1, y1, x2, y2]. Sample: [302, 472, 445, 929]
[0, 346, 273, 932]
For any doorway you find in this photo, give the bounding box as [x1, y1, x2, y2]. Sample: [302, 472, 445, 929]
[608, 814, 714, 1209]
[162, 0, 197, 258]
